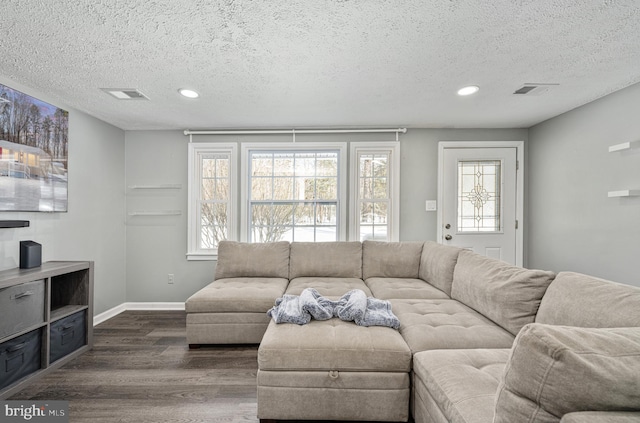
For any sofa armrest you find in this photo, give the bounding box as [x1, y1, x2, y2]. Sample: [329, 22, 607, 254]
[494, 324, 640, 423]
[560, 411, 640, 423]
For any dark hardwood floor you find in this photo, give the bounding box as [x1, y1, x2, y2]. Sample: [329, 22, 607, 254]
[10, 311, 260, 423]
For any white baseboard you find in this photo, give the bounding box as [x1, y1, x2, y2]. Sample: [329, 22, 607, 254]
[93, 302, 185, 326]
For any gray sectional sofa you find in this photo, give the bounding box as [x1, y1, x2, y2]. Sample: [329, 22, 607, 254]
[185, 240, 640, 423]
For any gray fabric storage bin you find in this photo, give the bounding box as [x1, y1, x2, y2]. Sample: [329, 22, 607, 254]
[0, 280, 45, 339]
[49, 310, 86, 363]
[0, 329, 42, 390]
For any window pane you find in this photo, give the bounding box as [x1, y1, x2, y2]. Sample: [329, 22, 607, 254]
[316, 204, 337, 225]
[251, 177, 272, 200]
[200, 202, 227, 249]
[316, 177, 337, 200]
[273, 177, 294, 199]
[316, 226, 337, 242]
[273, 154, 294, 176]
[252, 155, 273, 176]
[373, 178, 387, 199]
[248, 150, 340, 243]
[295, 155, 315, 176]
[457, 160, 501, 232]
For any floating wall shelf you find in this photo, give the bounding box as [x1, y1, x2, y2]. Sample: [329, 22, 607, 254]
[128, 210, 182, 216]
[128, 184, 182, 190]
[609, 141, 639, 152]
[608, 190, 640, 198]
[0, 220, 30, 229]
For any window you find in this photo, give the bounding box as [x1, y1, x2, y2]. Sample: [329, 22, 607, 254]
[350, 142, 400, 241]
[188, 140, 398, 258]
[187, 143, 237, 259]
[241, 143, 347, 242]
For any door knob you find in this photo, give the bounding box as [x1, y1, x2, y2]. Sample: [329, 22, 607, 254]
[444, 234, 452, 241]
[445, 223, 451, 229]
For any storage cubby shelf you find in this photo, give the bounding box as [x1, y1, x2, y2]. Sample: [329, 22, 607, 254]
[0, 261, 93, 399]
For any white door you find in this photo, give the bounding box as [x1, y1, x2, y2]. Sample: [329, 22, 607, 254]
[438, 143, 523, 265]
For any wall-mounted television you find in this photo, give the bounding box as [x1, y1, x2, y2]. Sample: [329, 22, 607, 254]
[0, 83, 68, 212]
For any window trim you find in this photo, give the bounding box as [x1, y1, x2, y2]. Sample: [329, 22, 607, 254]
[187, 142, 238, 260]
[241, 142, 348, 242]
[349, 142, 400, 242]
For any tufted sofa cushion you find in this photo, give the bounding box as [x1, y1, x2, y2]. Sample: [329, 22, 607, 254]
[451, 250, 556, 336]
[412, 348, 511, 423]
[186, 277, 290, 313]
[214, 240, 290, 280]
[494, 323, 640, 423]
[365, 277, 449, 300]
[362, 240, 424, 280]
[391, 299, 514, 353]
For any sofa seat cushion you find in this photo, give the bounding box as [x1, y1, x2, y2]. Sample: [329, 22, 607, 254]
[494, 323, 640, 423]
[286, 277, 371, 299]
[258, 319, 411, 372]
[451, 250, 556, 336]
[362, 240, 424, 279]
[391, 299, 514, 353]
[412, 348, 511, 423]
[366, 277, 449, 300]
[185, 277, 289, 313]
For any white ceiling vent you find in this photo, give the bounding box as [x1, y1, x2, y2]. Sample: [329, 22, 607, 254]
[513, 83, 559, 96]
[101, 88, 149, 100]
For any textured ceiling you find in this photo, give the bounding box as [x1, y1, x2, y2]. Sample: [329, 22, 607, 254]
[1, 0, 640, 130]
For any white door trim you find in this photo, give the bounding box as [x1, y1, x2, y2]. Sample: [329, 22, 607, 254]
[437, 141, 524, 267]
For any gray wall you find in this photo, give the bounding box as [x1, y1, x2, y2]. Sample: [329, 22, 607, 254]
[124, 128, 527, 301]
[528, 82, 640, 287]
[0, 76, 127, 315]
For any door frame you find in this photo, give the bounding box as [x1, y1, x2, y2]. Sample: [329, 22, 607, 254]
[437, 141, 525, 267]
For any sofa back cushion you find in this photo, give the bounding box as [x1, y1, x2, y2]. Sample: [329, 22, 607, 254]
[362, 241, 423, 280]
[536, 271, 640, 327]
[214, 241, 290, 280]
[494, 323, 640, 423]
[451, 250, 555, 336]
[289, 242, 362, 279]
[418, 241, 462, 296]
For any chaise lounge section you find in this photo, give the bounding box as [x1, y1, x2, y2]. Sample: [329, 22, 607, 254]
[185, 240, 640, 422]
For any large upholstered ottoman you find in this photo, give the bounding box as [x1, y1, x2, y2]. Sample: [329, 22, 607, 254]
[257, 318, 412, 422]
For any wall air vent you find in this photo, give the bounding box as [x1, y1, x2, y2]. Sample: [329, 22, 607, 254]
[101, 88, 149, 100]
[513, 83, 559, 96]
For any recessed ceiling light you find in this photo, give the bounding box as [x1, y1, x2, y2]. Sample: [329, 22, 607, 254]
[179, 89, 199, 99]
[457, 85, 480, 96]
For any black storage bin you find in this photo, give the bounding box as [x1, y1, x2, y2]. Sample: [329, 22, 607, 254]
[0, 329, 42, 390]
[49, 310, 86, 363]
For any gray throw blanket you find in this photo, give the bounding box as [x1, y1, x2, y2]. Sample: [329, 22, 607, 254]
[267, 288, 400, 330]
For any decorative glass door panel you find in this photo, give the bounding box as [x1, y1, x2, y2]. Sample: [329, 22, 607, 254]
[457, 160, 502, 233]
